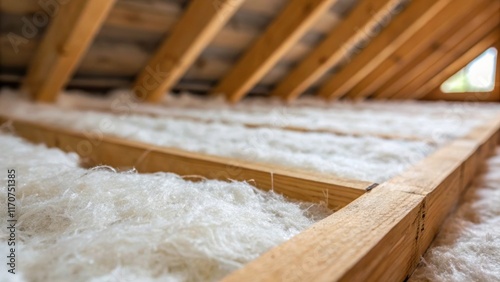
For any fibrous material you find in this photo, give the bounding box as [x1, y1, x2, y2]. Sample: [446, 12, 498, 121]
[59, 89, 500, 143]
[0, 133, 329, 282]
[410, 147, 500, 282]
[0, 89, 440, 183]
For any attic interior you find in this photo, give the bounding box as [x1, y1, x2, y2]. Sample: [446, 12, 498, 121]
[0, 0, 499, 281]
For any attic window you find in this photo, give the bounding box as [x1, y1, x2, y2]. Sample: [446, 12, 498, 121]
[440, 47, 497, 93]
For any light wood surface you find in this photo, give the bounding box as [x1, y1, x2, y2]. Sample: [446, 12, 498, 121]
[22, 0, 116, 102]
[132, 0, 244, 103]
[317, 0, 452, 100]
[271, 0, 398, 101]
[374, 4, 499, 100]
[213, 0, 339, 103]
[346, 0, 491, 100]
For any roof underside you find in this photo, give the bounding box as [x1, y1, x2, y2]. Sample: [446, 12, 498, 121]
[0, 0, 498, 102]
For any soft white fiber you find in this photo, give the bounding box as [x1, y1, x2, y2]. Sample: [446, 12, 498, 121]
[0, 90, 437, 183]
[0, 133, 329, 282]
[410, 147, 500, 282]
[57, 89, 500, 143]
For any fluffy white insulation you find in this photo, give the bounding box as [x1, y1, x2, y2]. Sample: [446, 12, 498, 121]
[0, 133, 330, 282]
[0, 90, 451, 183]
[410, 147, 500, 282]
[60, 89, 500, 143]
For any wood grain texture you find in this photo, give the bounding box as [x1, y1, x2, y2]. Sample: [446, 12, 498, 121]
[0, 115, 370, 209]
[271, 0, 400, 101]
[346, 0, 491, 100]
[374, 3, 499, 100]
[132, 0, 244, 103]
[317, 0, 452, 100]
[412, 29, 500, 100]
[22, 0, 116, 102]
[222, 115, 500, 281]
[212, 0, 338, 103]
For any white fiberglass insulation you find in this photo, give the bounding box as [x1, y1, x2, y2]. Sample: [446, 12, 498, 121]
[59, 89, 500, 144]
[0, 90, 439, 183]
[0, 133, 329, 282]
[410, 147, 500, 282]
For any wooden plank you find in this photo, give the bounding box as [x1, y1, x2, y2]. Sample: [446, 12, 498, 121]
[222, 115, 500, 282]
[373, 3, 499, 100]
[345, 0, 490, 100]
[270, 0, 400, 101]
[211, 0, 338, 103]
[393, 22, 499, 100]
[0, 115, 370, 209]
[22, 0, 116, 102]
[132, 0, 244, 103]
[416, 33, 500, 101]
[317, 0, 452, 100]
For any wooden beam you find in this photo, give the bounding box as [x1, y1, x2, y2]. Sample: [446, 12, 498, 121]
[270, 0, 400, 102]
[132, 0, 244, 103]
[345, 0, 490, 100]
[409, 29, 500, 100]
[0, 115, 370, 209]
[391, 17, 500, 100]
[373, 2, 499, 100]
[414, 40, 500, 103]
[316, 0, 452, 100]
[222, 115, 500, 282]
[22, 0, 116, 102]
[212, 0, 338, 103]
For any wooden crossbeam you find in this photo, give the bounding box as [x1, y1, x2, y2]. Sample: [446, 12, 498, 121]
[345, 0, 490, 100]
[408, 29, 500, 100]
[22, 0, 116, 102]
[0, 115, 370, 209]
[212, 0, 338, 103]
[391, 15, 500, 100]
[270, 0, 400, 102]
[373, 2, 499, 100]
[316, 0, 452, 100]
[132, 0, 244, 103]
[222, 116, 500, 282]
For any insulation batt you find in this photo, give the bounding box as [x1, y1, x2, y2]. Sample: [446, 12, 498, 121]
[0, 133, 330, 282]
[0, 90, 438, 183]
[410, 147, 500, 282]
[59, 89, 500, 144]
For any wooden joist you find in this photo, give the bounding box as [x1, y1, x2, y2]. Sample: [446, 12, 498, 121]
[132, 0, 244, 103]
[22, 0, 116, 102]
[316, 0, 452, 100]
[345, 0, 491, 100]
[0, 115, 370, 209]
[222, 115, 500, 282]
[390, 15, 500, 100]
[270, 0, 400, 102]
[212, 0, 338, 103]
[373, 3, 499, 100]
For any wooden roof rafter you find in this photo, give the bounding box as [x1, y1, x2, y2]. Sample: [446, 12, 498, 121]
[316, 0, 453, 100]
[389, 12, 500, 100]
[372, 1, 500, 100]
[132, 0, 245, 103]
[270, 0, 403, 102]
[344, 0, 494, 100]
[212, 0, 340, 103]
[22, 0, 116, 102]
[407, 28, 500, 100]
